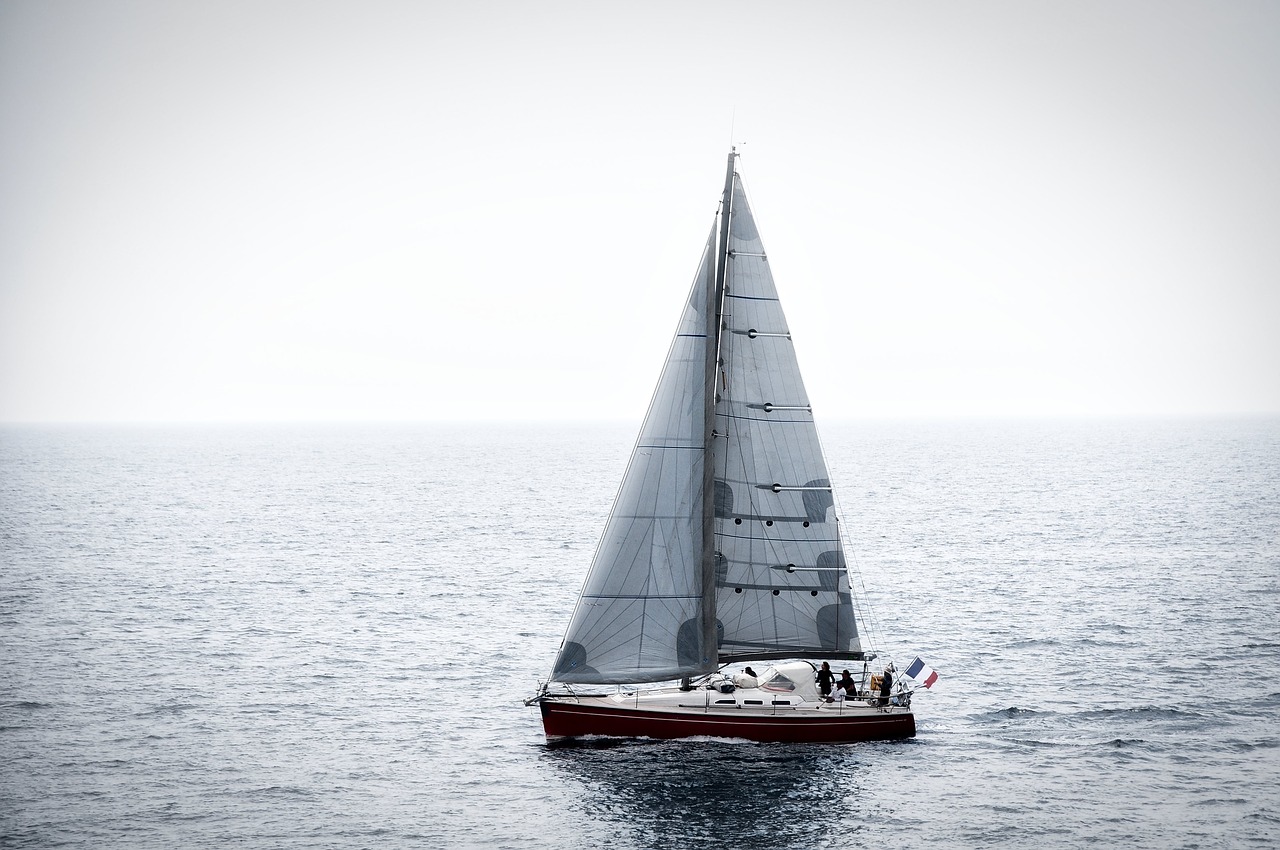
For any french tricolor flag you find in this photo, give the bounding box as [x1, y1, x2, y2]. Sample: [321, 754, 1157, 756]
[904, 656, 939, 689]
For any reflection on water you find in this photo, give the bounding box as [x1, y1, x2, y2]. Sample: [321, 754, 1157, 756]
[543, 739, 903, 845]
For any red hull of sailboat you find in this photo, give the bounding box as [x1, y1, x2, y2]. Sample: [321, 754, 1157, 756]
[539, 700, 915, 744]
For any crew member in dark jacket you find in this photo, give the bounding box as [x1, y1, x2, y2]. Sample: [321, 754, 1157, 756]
[816, 661, 835, 700]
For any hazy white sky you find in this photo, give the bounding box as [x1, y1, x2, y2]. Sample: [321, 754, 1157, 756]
[2, 1, 1277, 422]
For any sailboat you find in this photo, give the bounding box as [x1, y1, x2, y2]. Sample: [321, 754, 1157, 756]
[527, 150, 917, 744]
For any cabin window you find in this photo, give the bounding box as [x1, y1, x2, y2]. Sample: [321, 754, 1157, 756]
[760, 671, 797, 692]
[714, 699, 735, 705]
[744, 699, 763, 705]
[772, 700, 792, 705]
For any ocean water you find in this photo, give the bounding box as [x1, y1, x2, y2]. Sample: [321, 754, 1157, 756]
[2, 419, 1278, 848]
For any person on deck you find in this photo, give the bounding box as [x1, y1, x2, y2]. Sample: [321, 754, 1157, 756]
[878, 665, 894, 706]
[838, 669, 857, 698]
[816, 661, 835, 700]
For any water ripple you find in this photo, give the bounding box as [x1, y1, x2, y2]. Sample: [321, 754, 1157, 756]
[2, 419, 1278, 849]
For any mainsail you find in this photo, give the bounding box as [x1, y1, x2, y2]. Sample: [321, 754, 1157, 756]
[551, 154, 860, 686]
[712, 174, 861, 662]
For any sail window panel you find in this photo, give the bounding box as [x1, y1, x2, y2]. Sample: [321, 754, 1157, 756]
[717, 537, 840, 590]
[724, 260, 779, 306]
[586, 337, 705, 600]
[723, 289, 793, 365]
[635, 339, 705, 448]
[714, 474, 840, 526]
[728, 179, 767, 258]
[591, 513, 701, 598]
[721, 339, 811, 424]
[716, 587, 845, 653]
[555, 596, 702, 684]
[712, 469, 857, 656]
[718, 422, 834, 524]
[716, 585, 832, 656]
[719, 335, 815, 449]
[714, 511, 853, 655]
[715, 543, 846, 593]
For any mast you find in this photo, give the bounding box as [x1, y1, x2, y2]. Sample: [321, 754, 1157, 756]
[699, 149, 736, 666]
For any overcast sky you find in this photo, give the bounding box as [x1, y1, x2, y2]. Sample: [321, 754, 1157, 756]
[2, 1, 1277, 423]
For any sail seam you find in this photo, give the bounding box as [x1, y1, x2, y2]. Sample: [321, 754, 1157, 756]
[715, 534, 840, 544]
[581, 594, 701, 600]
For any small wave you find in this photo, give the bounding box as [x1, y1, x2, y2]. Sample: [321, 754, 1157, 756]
[976, 706, 1043, 721]
[1076, 637, 1130, 647]
[1003, 737, 1062, 748]
[1003, 735, 1150, 750]
[4, 700, 53, 710]
[1244, 810, 1280, 824]
[1009, 637, 1061, 648]
[238, 785, 315, 797]
[136, 703, 199, 716]
[1076, 705, 1196, 722]
[1103, 737, 1147, 748]
[1222, 736, 1280, 752]
[1089, 622, 1132, 633]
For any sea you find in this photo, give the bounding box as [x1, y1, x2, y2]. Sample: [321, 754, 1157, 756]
[2, 418, 1278, 849]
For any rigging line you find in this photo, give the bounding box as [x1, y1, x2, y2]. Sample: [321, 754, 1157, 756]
[815, 420, 887, 657]
[847, 499, 888, 658]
